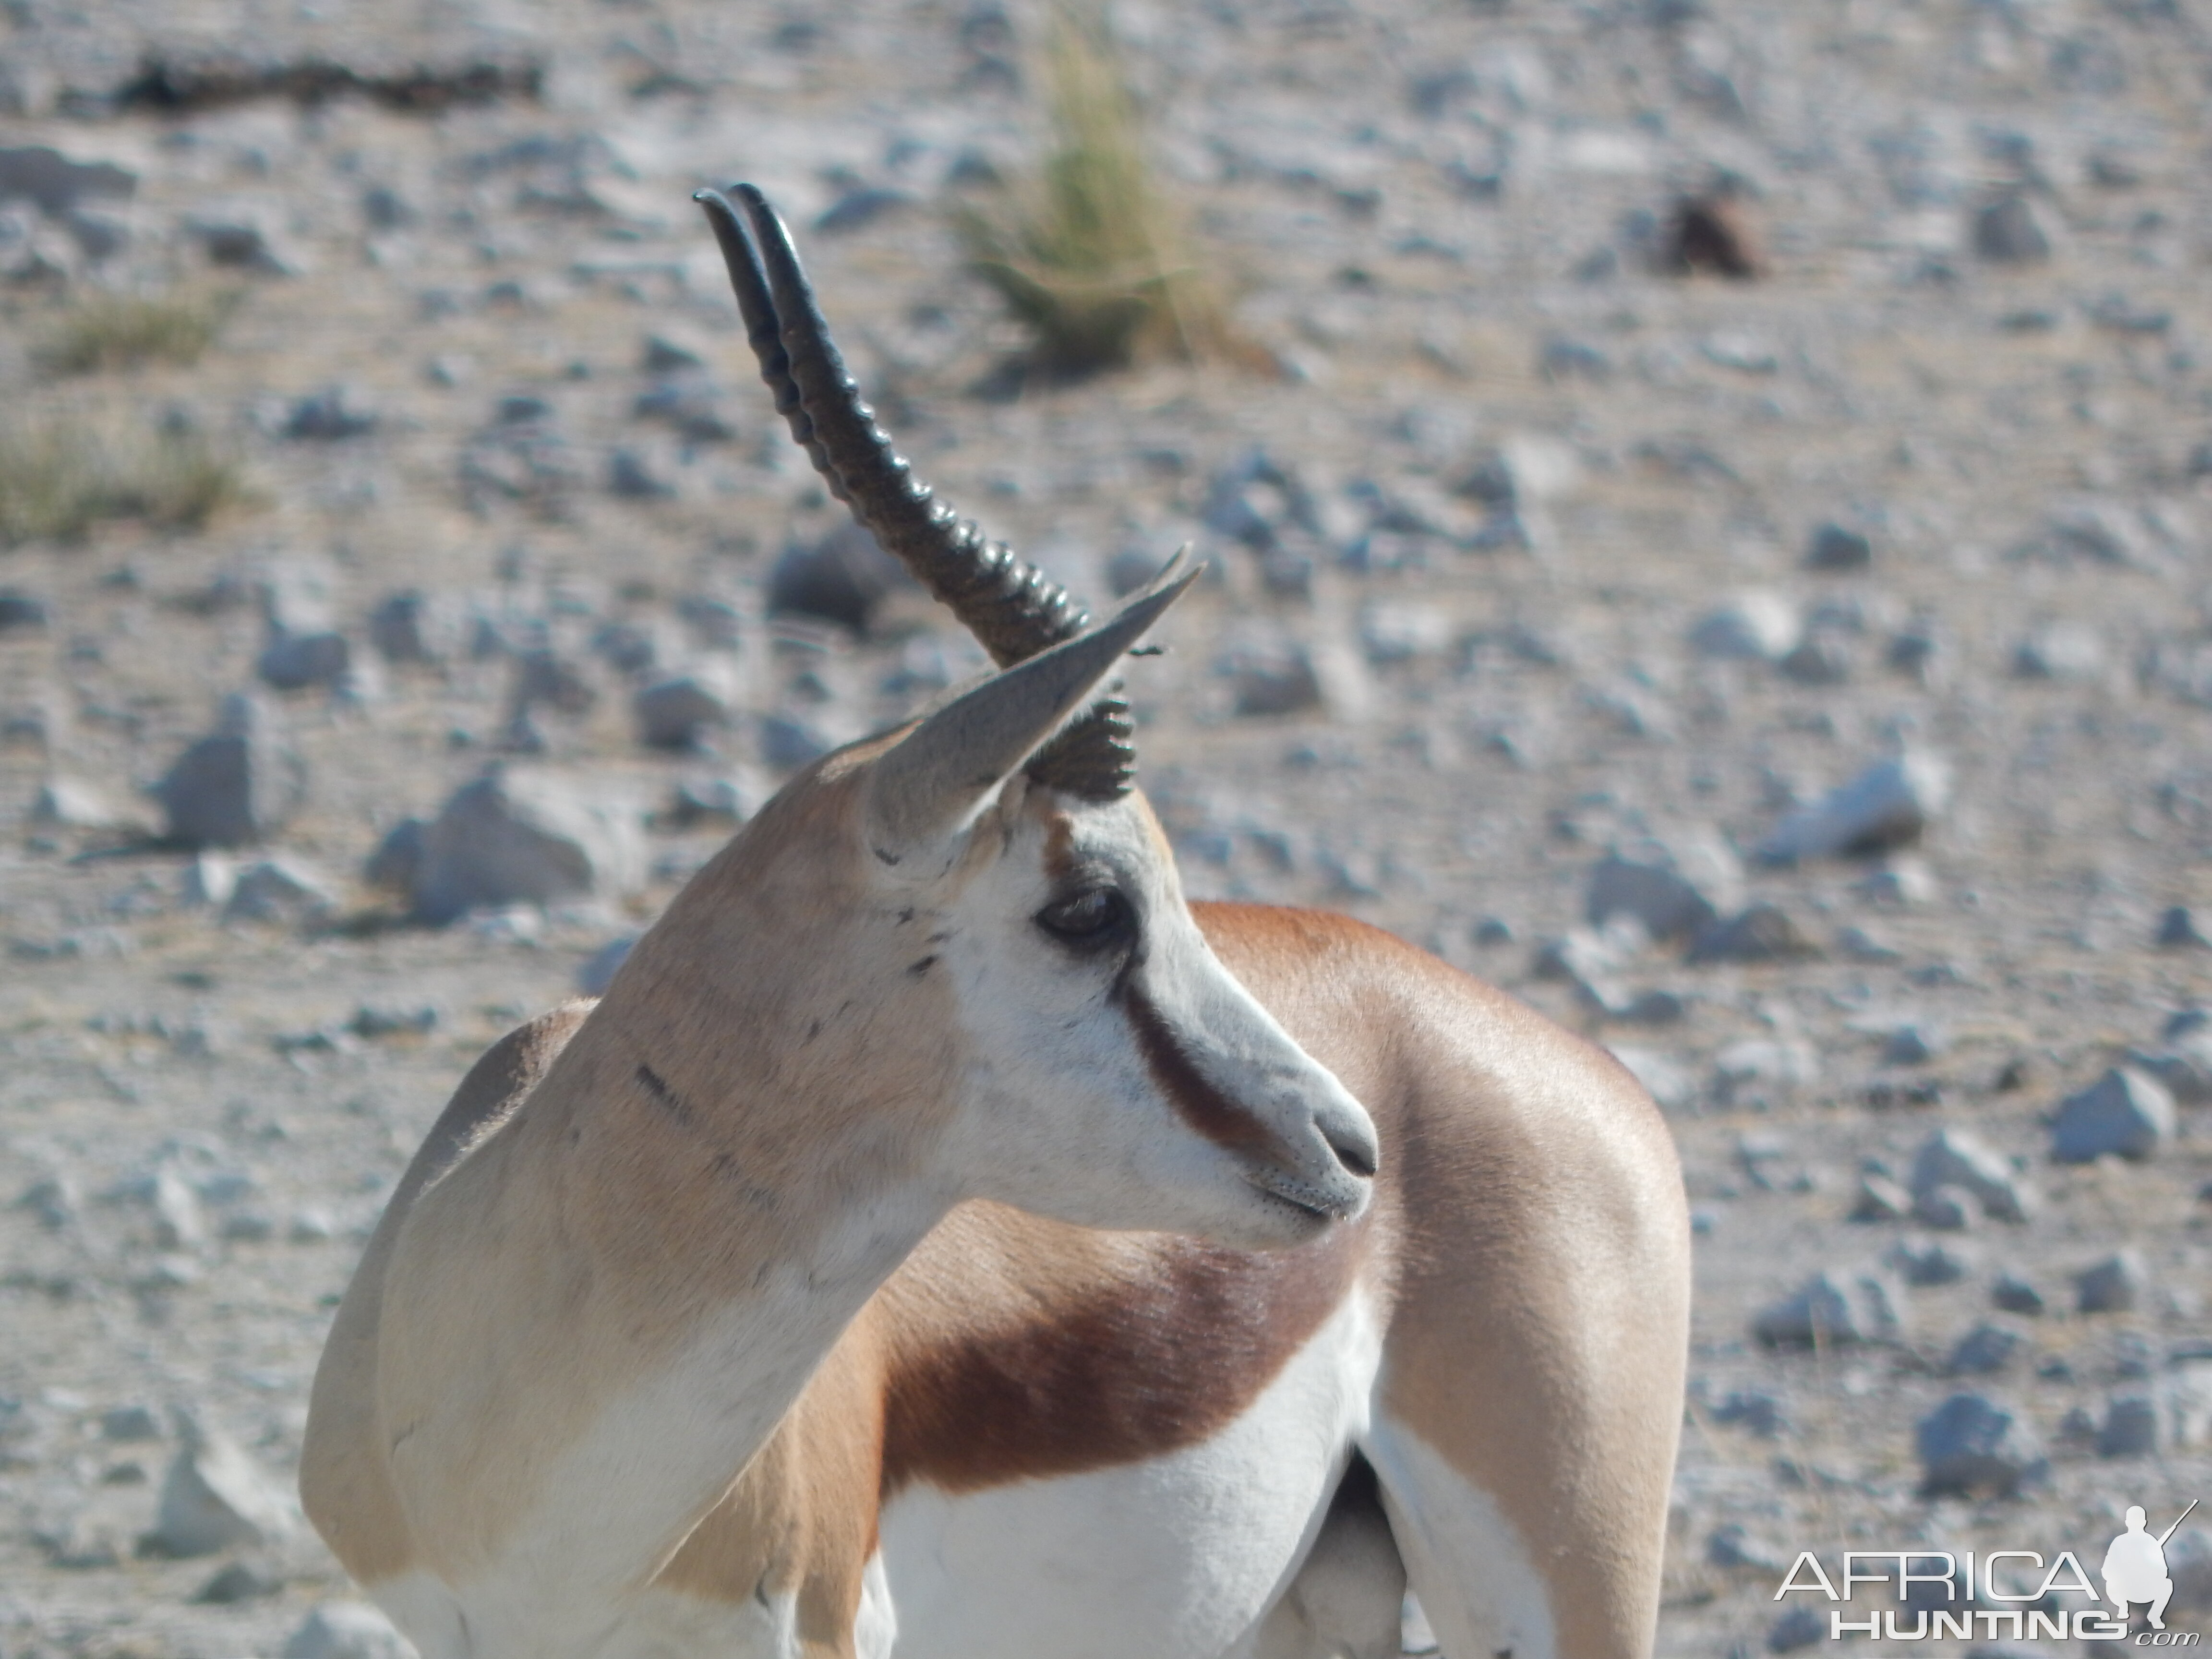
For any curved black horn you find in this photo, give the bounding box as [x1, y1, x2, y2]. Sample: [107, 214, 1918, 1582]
[695, 183, 1151, 799]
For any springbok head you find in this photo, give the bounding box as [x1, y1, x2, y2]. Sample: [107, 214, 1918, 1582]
[683, 184, 1377, 1249]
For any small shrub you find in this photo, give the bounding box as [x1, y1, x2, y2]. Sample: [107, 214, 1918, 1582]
[33, 290, 240, 376]
[956, 5, 1250, 375]
[0, 420, 249, 544]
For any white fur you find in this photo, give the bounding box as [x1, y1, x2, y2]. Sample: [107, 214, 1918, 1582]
[1364, 1419, 1558, 1659]
[878, 1289, 1384, 1659]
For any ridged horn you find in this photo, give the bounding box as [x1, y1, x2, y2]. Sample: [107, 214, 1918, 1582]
[695, 183, 1155, 800]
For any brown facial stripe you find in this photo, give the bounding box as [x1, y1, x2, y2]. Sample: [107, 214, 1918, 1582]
[1123, 985, 1278, 1157]
[880, 1224, 1358, 1498]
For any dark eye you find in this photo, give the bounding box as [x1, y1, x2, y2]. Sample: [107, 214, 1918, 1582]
[1035, 888, 1131, 947]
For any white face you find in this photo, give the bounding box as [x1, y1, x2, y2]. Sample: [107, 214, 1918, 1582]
[901, 779, 1378, 1250]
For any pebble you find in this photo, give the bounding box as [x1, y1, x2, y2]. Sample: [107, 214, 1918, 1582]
[1767, 1605, 1826, 1654]
[1973, 195, 2051, 264]
[282, 1601, 413, 1659]
[2050, 1067, 2175, 1163]
[633, 375, 737, 443]
[1686, 905, 1821, 965]
[1712, 1037, 1819, 1106]
[1946, 1322, 2020, 1376]
[1708, 1390, 1785, 1436]
[1752, 1264, 1900, 1346]
[0, 144, 136, 214]
[1804, 522, 1873, 572]
[1605, 1044, 1696, 1112]
[1888, 1235, 1973, 1285]
[222, 858, 338, 926]
[194, 1556, 286, 1602]
[1218, 628, 1326, 717]
[760, 709, 836, 769]
[1910, 1184, 1975, 1232]
[2127, 1033, 2212, 1104]
[1881, 1023, 1945, 1066]
[282, 385, 379, 441]
[635, 669, 737, 749]
[1755, 752, 1950, 865]
[31, 775, 141, 834]
[512, 649, 598, 717]
[100, 1404, 161, 1442]
[609, 445, 679, 499]
[2075, 1250, 2147, 1314]
[1585, 854, 1719, 943]
[257, 631, 353, 692]
[1687, 591, 1798, 661]
[1914, 1393, 2047, 1497]
[150, 1167, 206, 1251]
[154, 692, 307, 847]
[368, 590, 455, 663]
[1991, 1273, 2045, 1316]
[408, 764, 649, 925]
[2011, 620, 2104, 682]
[1908, 1127, 2033, 1223]
[1851, 858, 1936, 907]
[1849, 1171, 1912, 1222]
[0, 586, 49, 630]
[362, 818, 425, 894]
[769, 522, 908, 633]
[1707, 1525, 1784, 1570]
[2156, 905, 2211, 950]
[188, 209, 303, 276]
[151, 1424, 298, 1557]
[1776, 633, 1851, 686]
[2096, 1395, 2159, 1458]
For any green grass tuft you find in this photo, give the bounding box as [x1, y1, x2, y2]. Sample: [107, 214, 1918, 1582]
[957, 5, 1250, 376]
[33, 289, 241, 377]
[0, 420, 250, 545]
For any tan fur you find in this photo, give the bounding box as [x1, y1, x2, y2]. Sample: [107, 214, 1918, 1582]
[303, 756, 1686, 1657]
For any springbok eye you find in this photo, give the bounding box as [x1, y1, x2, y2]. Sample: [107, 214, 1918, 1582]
[1035, 888, 1131, 947]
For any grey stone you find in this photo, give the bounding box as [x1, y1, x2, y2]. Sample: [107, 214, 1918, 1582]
[1707, 1525, 1784, 1570]
[761, 710, 835, 770]
[258, 631, 352, 691]
[1777, 633, 1852, 685]
[1908, 1128, 2033, 1223]
[676, 594, 745, 650]
[1883, 1024, 1946, 1066]
[1753, 1265, 1901, 1347]
[2051, 1068, 2175, 1163]
[640, 328, 709, 373]
[1973, 195, 2051, 263]
[1220, 630, 1326, 718]
[188, 211, 302, 276]
[1687, 905, 1821, 964]
[409, 765, 648, 925]
[636, 670, 736, 749]
[1948, 1322, 2021, 1376]
[2097, 1395, 2160, 1458]
[155, 694, 307, 847]
[0, 588, 49, 630]
[578, 935, 638, 997]
[282, 386, 378, 441]
[281, 1602, 412, 1659]
[1708, 1390, 1785, 1436]
[369, 590, 457, 663]
[2157, 906, 2211, 950]
[1852, 859, 1937, 907]
[150, 1168, 206, 1250]
[2041, 501, 2150, 567]
[1688, 591, 1799, 661]
[1768, 1605, 1826, 1653]
[194, 1556, 286, 1602]
[2126, 1035, 2212, 1104]
[2076, 1250, 2147, 1314]
[1586, 855, 1719, 942]
[609, 445, 679, 499]
[1605, 1044, 1696, 1112]
[1910, 1184, 1976, 1231]
[1915, 1393, 2047, 1497]
[1889, 1235, 1974, 1285]
[363, 819, 426, 894]
[222, 859, 337, 926]
[769, 522, 909, 633]
[1992, 1273, 2045, 1316]
[633, 376, 737, 443]
[1755, 753, 1950, 865]
[0, 145, 136, 214]
[1713, 1037, 1819, 1105]
[101, 1404, 161, 1441]
[152, 1426, 298, 1557]
[1805, 522, 1874, 571]
[1850, 1171, 1913, 1222]
[2012, 621, 2104, 681]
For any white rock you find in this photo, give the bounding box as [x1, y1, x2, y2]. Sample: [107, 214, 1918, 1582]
[223, 858, 338, 926]
[1687, 591, 1799, 661]
[1908, 1127, 2033, 1223]
[282, 1601, 417, 1659]
[2050, 1067, 2175, 1163]
[1755, 752, 1950, 865]
[153, 1426, 298, 1557]
[31, 776, 142, 832]
[410, 765, 648, 925]
[180, 851, 236, 909]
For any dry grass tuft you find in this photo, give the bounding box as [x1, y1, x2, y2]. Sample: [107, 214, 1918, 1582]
[0, 419, 250, 545]
[956, 5, 1257, 376]
[33, 289, 242, 377]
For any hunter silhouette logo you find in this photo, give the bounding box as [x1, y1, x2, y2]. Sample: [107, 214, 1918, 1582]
[2107, 1503, 2198, 1633]
[1774, 1499, 2201, 1644]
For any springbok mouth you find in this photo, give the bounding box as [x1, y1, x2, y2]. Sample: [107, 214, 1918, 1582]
[1246, 1165, 1362, 1223]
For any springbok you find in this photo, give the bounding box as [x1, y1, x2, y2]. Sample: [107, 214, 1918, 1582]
[300, 184, 1690, 1659]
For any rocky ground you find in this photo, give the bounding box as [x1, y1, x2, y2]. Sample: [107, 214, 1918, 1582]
[3, 0, 2212, 1654]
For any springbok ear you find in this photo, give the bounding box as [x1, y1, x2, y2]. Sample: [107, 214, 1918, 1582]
[865, 558, 1199, 864]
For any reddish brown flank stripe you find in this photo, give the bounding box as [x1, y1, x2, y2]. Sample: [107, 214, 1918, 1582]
[879, 1226, 1357, 1497]
[1124, 986, 1279, 1158]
